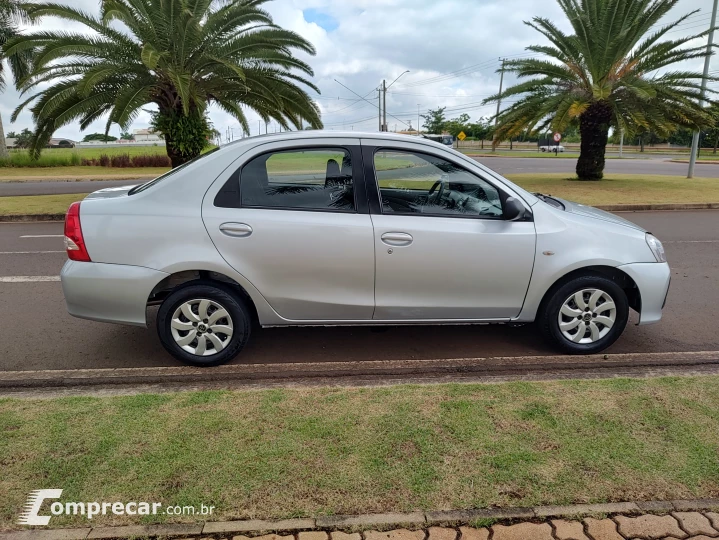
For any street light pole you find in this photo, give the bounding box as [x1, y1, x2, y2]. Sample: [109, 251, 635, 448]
[493, 58, 506, 153]
[688, 0, 718, 178]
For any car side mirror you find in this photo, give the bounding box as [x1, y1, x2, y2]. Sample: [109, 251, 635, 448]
[503, 197, 525, 221]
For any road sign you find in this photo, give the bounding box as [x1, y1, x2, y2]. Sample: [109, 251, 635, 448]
[553, 132, 562, 143]
[457, 131, 467, 141]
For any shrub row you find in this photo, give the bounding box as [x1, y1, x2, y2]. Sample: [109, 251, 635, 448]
[81, 154, 172, 168]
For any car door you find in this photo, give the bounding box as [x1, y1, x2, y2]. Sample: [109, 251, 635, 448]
[363, 140, 537, 320]
[203, 138, 375, 321]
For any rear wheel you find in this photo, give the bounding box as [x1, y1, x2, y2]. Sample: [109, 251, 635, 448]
[157, 282, 251, 366]
[538, 275, 629, 354]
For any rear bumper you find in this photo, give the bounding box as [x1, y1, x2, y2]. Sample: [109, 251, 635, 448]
[61, 260, 168, 327]
[618, 262, 671, 325]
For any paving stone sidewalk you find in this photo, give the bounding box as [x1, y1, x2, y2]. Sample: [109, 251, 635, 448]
[233, 513, 719, 540]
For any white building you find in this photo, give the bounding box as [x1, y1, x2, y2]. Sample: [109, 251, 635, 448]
[132, 129, 164, 142]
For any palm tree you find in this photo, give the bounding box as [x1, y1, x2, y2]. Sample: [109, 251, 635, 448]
[484, 0, 717, 180]
[4, 0, 323, 167]
[0, 0, 31, 159]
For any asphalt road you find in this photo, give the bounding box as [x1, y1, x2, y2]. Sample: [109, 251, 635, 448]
[1, 156, 717, 196]
[0, 210, 717, 372]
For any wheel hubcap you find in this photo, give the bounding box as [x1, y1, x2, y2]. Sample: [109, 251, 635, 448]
[558, 288, 616, 344]
[170, 299, 233, 356]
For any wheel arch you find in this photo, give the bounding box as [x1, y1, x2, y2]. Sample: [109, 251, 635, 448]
[537, 265, 641, 316]
[148, 270, 259, 324]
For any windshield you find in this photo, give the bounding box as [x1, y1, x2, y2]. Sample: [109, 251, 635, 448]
[128, 147, 220, 195]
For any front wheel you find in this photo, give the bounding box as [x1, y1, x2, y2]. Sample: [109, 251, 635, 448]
[157, 282, 251, 366]
[538, 275, 629, 355]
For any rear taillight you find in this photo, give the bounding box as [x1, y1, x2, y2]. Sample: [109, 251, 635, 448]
[64, 201, 91, 262]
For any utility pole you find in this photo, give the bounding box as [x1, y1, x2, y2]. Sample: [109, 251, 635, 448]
[689, 0, 718, 178]
[382, 79, 387, 132]
[418, 104, 421, 136]
[493, 58, 506, 153]
[377, 88, 382, 131]
[619, 129, 624, 158]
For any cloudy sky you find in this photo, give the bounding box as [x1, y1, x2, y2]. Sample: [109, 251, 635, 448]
[0, 0, 715, 142]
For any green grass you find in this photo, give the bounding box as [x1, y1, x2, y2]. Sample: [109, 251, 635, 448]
[505, 173, 719, 206]
[2, 377, 719, 529]
[0, 194, 86, 216]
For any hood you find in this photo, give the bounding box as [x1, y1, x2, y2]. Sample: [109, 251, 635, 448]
[84, 185, 138, 200]
[553, 197, 646, 232]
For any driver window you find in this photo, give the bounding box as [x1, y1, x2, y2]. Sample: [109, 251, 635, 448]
[374, 150, 503, 218]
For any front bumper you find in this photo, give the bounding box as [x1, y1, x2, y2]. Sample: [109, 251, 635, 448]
[617, 262, 671, 325]
[61, 260, 169, 327]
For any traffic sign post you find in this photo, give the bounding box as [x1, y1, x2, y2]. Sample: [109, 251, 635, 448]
[553, 132, 562, 155]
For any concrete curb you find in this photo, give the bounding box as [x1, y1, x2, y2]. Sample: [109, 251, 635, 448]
[600, 202, 719, 211]
[2, 203, 718, 223]
[0, 176, 157, 183]
[2, 351, 719, 395]
[669, 159, 719, 165]
[3, 499, 719, 539]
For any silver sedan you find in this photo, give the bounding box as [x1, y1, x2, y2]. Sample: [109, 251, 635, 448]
[61, 131, 670, 366]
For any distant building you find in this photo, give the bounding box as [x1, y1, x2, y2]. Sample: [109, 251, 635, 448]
[5, 138, 17, 148]
[133, 129, 163, 142]
[48, 138, 76, 148]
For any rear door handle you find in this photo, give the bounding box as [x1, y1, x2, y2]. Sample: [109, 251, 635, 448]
[220, 223, 253, 238]
[381, 232, 413, 246]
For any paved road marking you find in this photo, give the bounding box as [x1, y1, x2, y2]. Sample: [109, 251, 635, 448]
[0, 251, 65, 254]
[20, 234, 64, 238]
[0, 276, 61, 282]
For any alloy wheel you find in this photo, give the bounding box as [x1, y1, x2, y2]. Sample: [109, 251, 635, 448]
[557, 288, 616, 344]
[170, 298, 234, 356]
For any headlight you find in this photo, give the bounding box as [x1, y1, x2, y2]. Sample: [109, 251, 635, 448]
[646, 233, 667, 263]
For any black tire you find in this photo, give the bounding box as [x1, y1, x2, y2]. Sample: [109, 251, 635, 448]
[157, 281, 251, 367]
[538, 274, 629, 355]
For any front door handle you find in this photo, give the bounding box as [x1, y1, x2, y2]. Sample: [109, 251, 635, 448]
[220, 223, 253, 238]
[381, 232, 413, 247]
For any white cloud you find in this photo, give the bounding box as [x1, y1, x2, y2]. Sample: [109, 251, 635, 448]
[0, 0, 713, 141]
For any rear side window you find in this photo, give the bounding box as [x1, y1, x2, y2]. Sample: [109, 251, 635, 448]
[239, 148, 356, 212]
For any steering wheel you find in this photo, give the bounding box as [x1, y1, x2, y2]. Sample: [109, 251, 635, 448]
[427, 178, 446, 205]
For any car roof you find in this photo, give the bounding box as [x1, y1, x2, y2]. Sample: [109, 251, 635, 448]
[219, 130, 449, 151]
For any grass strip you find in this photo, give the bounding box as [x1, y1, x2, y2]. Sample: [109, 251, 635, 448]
[1, 377, 719, 529]
[506, 173, 719, 206]
[0, 193, 87, 216]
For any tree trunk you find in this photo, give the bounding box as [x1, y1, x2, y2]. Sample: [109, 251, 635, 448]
[155, 106, 208, 168]
[576, 101, 612, 180]
[0, 112, 9, 159]
[163, 132, 192, 169]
